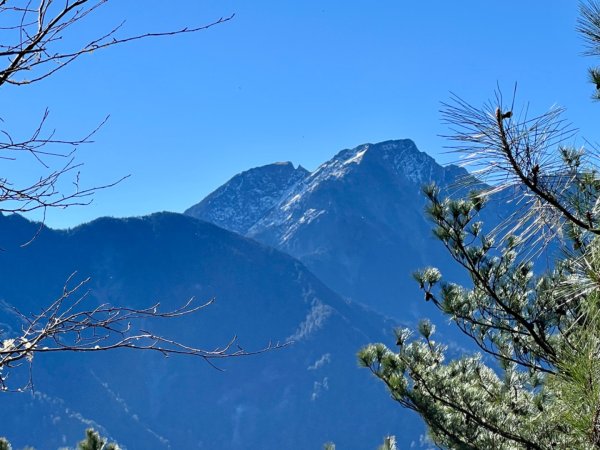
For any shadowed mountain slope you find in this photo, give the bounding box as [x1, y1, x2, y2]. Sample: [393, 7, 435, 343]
[0, 212, 422, 449]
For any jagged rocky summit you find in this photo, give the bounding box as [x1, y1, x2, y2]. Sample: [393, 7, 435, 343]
[185, 161, 309, 235]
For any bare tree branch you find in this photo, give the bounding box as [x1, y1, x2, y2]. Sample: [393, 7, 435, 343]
[0, 0, 233, 219]
[0, 1, 280, 393]
[0, 274, 286, 392]
[0, 1, 234, 87]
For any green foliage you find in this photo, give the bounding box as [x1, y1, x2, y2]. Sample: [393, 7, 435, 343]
[359, 2, 600, 448]
[78, 429, 119, 450]
[579, 0, 600, 99]
[0, 438, 33, 450]
[360, 150, 600, 448]
[0, 429, 118, 450]
[547, 282, 600, 445]
[323, 442, 336, 450]
[377, 435, 397, 450]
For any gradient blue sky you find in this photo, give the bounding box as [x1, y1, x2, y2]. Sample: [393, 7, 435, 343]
[3, 1, 597, 228]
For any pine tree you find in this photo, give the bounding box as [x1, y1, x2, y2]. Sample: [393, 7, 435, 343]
[0, 429, 116, 450]
[358, 2, 600, 448]
[77, 429, 119, 450]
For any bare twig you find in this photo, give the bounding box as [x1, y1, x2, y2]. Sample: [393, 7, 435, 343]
[0, 1, 273, 393]
[0, 1, 233, 219]
[441, 87, 600, 252]
[0, 275, 285, 392]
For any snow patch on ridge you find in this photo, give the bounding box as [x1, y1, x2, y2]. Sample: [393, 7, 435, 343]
[308, 353, 331, 371]
[248, 144, 372, 236]
[288, 299, 333, 342]
[280, 208, 325, 243]
[343, 147, 368, 166]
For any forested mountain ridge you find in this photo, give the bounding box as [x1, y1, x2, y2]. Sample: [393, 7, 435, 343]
[0, 212, 421, 449]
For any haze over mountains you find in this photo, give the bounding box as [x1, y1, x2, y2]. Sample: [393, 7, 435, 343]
[1, 139, 504, 448]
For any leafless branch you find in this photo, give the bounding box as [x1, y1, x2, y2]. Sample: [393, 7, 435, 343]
[0, 1, 234, 87]
[0, 274, 285, 392]
[0, 0, 233, 219]
[0, 1, 260, 394]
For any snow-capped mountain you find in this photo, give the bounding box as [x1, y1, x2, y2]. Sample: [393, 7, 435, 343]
[247, 139, 468, 246]
[186, 139, 497, 318]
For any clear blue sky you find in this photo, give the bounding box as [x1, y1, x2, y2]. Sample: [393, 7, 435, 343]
[3, 1, 597, 228]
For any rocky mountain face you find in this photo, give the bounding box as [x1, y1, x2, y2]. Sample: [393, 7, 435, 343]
[187, 139, 497, 318]
[0, 213, 422, 449]
[185, 162, 309, 235]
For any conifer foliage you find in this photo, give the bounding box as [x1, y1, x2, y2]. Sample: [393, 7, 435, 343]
[0, 428, 118, 450]
[358, 2, 600, 448]
[77, 429, 119, 450]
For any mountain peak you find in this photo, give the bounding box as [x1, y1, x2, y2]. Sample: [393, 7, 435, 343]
[186, 139, 469, 249]
[325, 139, 455, 185]
[330, 139, 417, 162]
[299, 139, 452, 191]
[185, 161, 309, 234]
